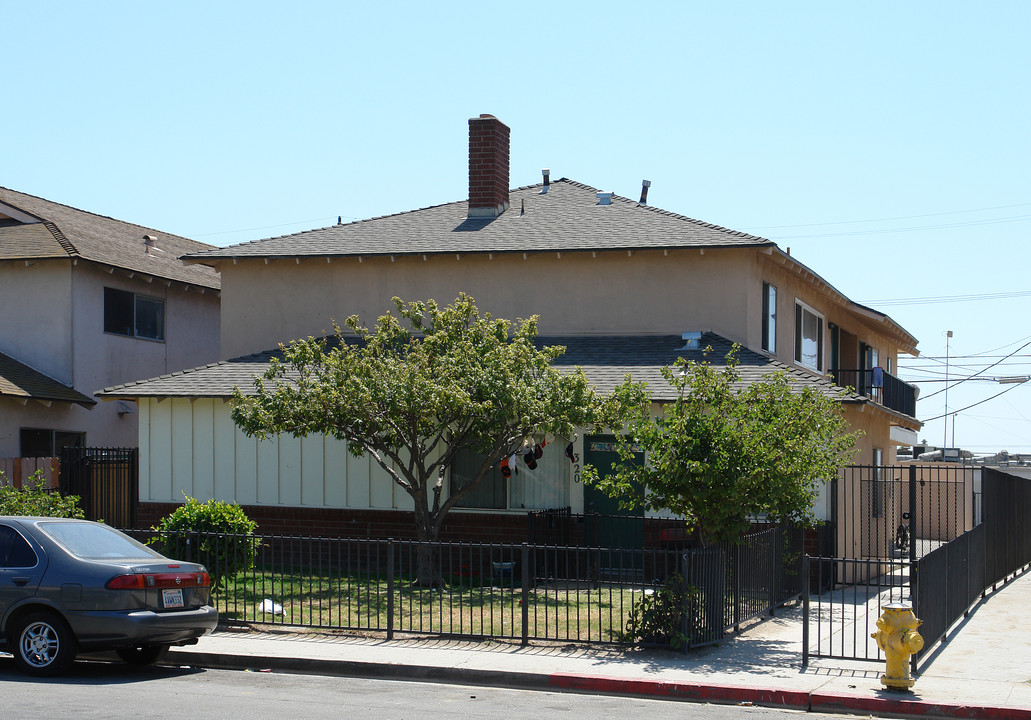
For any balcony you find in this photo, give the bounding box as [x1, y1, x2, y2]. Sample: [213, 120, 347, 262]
[831, 367, 918, 419]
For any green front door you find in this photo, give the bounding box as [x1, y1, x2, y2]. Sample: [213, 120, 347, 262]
[583, 436, 644, 578]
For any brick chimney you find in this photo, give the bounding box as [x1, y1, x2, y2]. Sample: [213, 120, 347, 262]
[468, 114, 510, 218]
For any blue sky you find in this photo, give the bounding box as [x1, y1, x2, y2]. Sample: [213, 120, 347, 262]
[5, 2, 1030, 454]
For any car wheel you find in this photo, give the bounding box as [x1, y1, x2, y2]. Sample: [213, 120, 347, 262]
[115, 644, 170, 666]
[13, 611, 78, 677]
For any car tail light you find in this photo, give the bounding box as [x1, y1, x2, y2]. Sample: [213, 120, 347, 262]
[106, 572, 211, 589]
[106, 574, 146, 590]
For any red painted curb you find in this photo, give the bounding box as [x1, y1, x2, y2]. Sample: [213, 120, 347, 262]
[810, 692, 1031, 720]
[548, 674, 1031, 720]
[547, 673, 810, 709]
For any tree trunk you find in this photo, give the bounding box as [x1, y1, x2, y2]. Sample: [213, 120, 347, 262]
[412, 504, 444, 588]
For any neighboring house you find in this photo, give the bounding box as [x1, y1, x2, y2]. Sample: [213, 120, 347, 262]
[98, 115, 922, 539]
[0, 187, 221, 458]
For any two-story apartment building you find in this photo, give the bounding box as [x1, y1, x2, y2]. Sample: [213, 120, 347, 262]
[99, 115, 921, 538]
[0, 188, 221, 459]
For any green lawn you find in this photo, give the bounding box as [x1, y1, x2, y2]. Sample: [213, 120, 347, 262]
[214, 569, 643, 643]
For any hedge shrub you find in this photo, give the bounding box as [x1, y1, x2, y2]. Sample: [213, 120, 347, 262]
[151, 496, 259, 588]
[0, 470, 85, 518]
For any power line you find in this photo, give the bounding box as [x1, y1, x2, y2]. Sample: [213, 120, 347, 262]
[861, 289, 1031, 307]
[919, 340, 1031, 400]
[921, 382, 1025, 423]
[769, 212, 1031, 241]
[742, 200, 1031, 231]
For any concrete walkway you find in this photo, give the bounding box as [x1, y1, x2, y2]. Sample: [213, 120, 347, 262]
[167, 567, 1031, 719]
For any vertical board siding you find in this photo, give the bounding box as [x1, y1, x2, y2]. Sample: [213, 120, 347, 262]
[234, 413, 258, 505]
[278, 437, 302, 506]
[256, 438, 279, 504]
[300, 438, 325, 506]
[213, 402, 237, 502]
[324, 439, 348, 507]
[370, 458, 395, 509]
[170, 400, 194, 501]
[138, 402, 151, 499]
[192, 401, 216, 501]
[347, 451, 371, 508]
[149, 400, 174, 501]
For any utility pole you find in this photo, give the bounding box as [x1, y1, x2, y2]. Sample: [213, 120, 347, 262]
[943, 330, 953, 451]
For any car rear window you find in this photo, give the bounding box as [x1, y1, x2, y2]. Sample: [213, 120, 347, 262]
[38, 522, 163, 560]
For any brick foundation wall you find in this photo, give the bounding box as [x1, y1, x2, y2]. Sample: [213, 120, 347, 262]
[136, 502, 529, 543]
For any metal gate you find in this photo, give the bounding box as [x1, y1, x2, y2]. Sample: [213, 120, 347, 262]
[803, 463, 979, 664]
[59, 447, 138, 528]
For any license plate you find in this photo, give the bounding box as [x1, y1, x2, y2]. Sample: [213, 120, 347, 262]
[162, 589, 184, 609]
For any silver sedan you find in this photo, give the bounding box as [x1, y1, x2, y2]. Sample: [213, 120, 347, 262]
[0, 516, 218, 676]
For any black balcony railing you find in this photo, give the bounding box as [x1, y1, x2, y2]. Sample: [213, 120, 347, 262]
[832, 368, 917, 418]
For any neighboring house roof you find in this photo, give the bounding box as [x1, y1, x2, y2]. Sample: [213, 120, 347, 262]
[181, 179, 776, 263]
[98, 332, 861, 405]
[0, 352, 96, 407]
[0, 187, 220, 290]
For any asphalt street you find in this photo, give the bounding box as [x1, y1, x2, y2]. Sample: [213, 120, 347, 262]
[0, 660, 859, 720]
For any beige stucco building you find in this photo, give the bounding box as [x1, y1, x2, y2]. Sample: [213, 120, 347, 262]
[0, 188, 221, 460]
[100, 115, 921, 538]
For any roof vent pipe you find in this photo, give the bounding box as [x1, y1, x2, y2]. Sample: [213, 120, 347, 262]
[639, 179, 651, 205]
[679, 331, 703, 350]
[596, 191, 613, 205]
[540, 168, 550, 194]
[142, 235, 158, 247]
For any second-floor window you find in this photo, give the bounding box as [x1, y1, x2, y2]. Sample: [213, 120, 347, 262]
[794, 300, 824, 372]
[104, 287, 165, 341]
[762, 282, 777, 353]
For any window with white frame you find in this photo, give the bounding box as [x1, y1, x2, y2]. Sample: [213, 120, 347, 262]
[762, 282, 777, 353]
[794, 301, 824, 372]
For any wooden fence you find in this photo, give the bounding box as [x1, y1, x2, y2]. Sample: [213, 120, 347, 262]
[0, 457, 60, 488]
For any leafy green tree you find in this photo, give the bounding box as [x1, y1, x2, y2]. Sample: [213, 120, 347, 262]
[0, 470, 85, 518]
[230, 294, 611, 585]
[589, 348, 859, 546]
[151, 496, 259, 589]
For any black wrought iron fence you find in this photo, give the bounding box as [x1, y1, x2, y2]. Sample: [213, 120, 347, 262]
[802, 556, 910, 665]
[806, 468, 1031, 667]
[912, 468, 1031, 665]
[834, 464, 980, 565]
[125, 525, 802, 650]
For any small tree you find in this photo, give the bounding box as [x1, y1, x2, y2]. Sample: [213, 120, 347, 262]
[589, 347, 859, 547]
[151, 496, 259, 589]
[231, 294, 611, 585]
[0, 470, 85, 518]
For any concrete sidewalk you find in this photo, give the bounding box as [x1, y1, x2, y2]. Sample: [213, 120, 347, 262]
[167, 568, 1031, 719]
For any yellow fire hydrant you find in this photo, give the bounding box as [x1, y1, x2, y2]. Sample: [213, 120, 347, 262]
[871, 602, 924, 690]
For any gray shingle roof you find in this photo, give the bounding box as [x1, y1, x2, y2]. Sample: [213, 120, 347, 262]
[98, 332, 860, 405]
[0, 187, 220, 290]
[182, 180, 774, 262]
[0, 352, 96, 407]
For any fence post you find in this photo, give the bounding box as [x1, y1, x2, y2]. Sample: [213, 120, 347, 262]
[733, 542, 741, 631]
[683, 549, 694, 652]
[387, 540, 395, 641]
[909, 464, 918, 564]
[521, 543, 530, 646]
[802, 554, 810, 667]
[770, 529, 779, 617]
